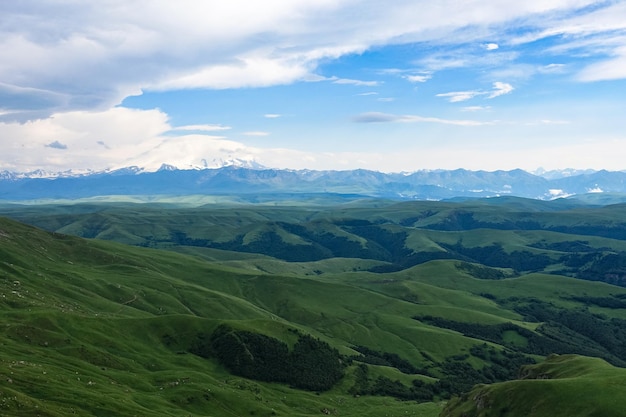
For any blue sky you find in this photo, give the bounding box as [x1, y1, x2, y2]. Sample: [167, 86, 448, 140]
[1, 1, 626, 173]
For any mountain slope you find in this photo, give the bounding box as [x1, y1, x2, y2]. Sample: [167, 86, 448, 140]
[3, 213, 626, 415]
[441, 354, 626, 417]
[2, 216, 452, 416]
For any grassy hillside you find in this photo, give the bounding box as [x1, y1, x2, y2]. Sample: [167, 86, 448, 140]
[3, 196, 626, 415]
[2, 216, 455, 416]
[4, 197, 626, 285]
[441, 354, 626, 417]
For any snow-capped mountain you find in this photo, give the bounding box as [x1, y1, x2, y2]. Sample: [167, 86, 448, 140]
[0, 168, 99, 180]
[1, 157, 263, 181]
[533, 168, 599, 180]
[105, 156, 264, 174]
[1, 166, 626, 201]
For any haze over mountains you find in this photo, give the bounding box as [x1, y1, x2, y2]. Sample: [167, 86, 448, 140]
[1, 163, 625, 201]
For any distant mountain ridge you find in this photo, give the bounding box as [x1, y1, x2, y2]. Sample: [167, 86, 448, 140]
[1, 165, 626, 201]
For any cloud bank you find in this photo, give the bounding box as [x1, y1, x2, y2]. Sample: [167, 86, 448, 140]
[1, 1, 626, 174]
[1, 0, 619, 120]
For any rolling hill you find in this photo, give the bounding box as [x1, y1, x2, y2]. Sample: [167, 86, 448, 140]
[3, 196, 626, 415]
[441, 354, 626, 417]
[4, 197, 626, 285]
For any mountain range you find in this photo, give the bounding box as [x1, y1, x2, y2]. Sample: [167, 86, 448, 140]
[1, 165, 626, 201]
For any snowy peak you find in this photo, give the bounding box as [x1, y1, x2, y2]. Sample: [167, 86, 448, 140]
[109, 157, 265, 173]
[157, 164, 178, 172]
[533, 168, 599, 179]
[1, 166, 626, 201]
[198, 157, 265, 170]
[0, 168, 98, 180]
[0, 157, 267, 179]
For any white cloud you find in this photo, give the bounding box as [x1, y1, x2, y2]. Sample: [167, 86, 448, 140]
[352, 112, 490, 126]
[378, 69, 405, 75]
[172, 124, 231, 131]
[153, 56, 311, 90]
[487, 82, 514, 98]
[415, 47, 520, 75]
[539, 63, 566, 74]
[437, 82, 513, 102]
[540, 119, 570, 125]
[1, 105, 624, 174]
[264, 114, 282, 118]
[397, 115, 490, 127]
[2, 1, 626, 173]
[0, 107, 170, 171]
[0, 0, 611, 120]
[576, 47, 626, 82]
[404, 74, 432, 83]
[243, 131, 270, 136]
[436, 90, 483, 102]
[507, 2, 626, 82]
[0, 106, 275, 172]
[461, 106, 491, 112]
[331, 77, 380, 87]
[512, 2, 626, 46]
[488, 62, 567, 81]
[548, 189, 573, 199]
[487, 64, 538, 80]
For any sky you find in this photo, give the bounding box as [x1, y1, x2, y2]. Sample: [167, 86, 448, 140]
[2, 0, 626, 174]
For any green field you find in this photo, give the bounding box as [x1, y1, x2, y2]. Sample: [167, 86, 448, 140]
[2, 196, 626, 415]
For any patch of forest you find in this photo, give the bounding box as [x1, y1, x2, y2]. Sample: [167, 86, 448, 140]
[190, 325, 345, 391]
[423, 209, 626, 240]
[349, 344, 533, 401]
[421, 297, 626, 366]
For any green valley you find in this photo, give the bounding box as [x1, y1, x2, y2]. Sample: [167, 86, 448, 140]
[1, 195, 626, 416]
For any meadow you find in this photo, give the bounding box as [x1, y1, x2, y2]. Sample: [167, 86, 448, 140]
[2, 195, 626, 416]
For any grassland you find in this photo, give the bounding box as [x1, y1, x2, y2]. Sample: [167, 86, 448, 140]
[441, 354, 626, 417]
[1, 217, 453, 416]
[1, 196, 626, 415]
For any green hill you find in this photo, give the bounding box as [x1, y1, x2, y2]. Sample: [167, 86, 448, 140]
[441, 354, 626, 417]
[4, 197, 626, 285]
[2, 216, 453, 416]
[3, 196, 626, 415]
